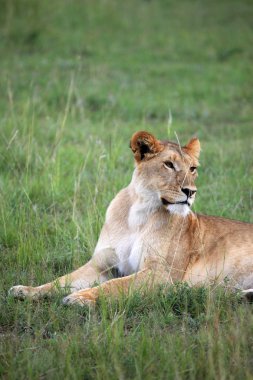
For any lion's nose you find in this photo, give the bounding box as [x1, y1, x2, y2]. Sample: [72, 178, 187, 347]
[181, 188, 197, 198]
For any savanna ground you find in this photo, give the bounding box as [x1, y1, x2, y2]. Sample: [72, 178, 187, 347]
[0, 0, 253, 378]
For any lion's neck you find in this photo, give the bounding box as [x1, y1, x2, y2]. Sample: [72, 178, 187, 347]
[128, 179, 162, 229]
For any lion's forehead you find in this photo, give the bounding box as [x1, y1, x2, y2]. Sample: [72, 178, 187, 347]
[158, 147, 199, 168]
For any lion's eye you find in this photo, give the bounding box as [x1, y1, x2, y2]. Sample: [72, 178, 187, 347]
[164, 161, 175, 170]
[190, 166, 197, 173]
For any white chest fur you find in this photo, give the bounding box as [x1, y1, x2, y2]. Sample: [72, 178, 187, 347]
[116, 233, 143, 275]
[116, 196, 160, 275]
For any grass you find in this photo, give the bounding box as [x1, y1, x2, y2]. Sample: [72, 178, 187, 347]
[0, 0, 253, 378]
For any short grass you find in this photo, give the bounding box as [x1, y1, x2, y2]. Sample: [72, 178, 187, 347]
[0, 0, 253, 378]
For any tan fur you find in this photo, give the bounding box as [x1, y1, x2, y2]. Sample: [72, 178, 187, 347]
[9, 131, 253, 306]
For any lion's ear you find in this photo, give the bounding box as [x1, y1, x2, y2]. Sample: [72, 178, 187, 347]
[130, 131, 164, 162]
[183, 138, 201, 159]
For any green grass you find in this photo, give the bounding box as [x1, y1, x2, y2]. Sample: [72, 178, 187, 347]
[0, 0, 253, 378]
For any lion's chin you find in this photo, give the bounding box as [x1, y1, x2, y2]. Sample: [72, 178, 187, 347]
[167, 203, 191, 217]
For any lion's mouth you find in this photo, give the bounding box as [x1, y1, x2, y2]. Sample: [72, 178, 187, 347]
[161, 198, 190, 206]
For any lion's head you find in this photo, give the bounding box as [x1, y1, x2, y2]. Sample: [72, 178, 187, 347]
[130, 131, 200, 216]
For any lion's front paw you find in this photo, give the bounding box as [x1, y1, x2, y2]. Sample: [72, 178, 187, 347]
[62, 289, 98, 307]
[8, 285, 37, 300]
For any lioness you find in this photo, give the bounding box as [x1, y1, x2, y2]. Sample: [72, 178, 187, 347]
[9, 131, 253, 305]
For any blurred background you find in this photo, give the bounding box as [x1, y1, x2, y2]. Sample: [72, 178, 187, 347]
[0, 0, 252, 130]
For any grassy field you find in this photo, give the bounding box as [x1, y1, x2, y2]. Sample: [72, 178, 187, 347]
[0, 0, 253, 378]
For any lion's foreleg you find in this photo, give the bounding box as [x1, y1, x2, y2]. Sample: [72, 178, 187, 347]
[62, 267, 167, 306]
[8, 258, 109, 300]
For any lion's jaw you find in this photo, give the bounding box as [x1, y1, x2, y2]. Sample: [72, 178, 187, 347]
[131, 170, 194, 219]
[161, 189, 196, 216]
[167, 203, 191, 217]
